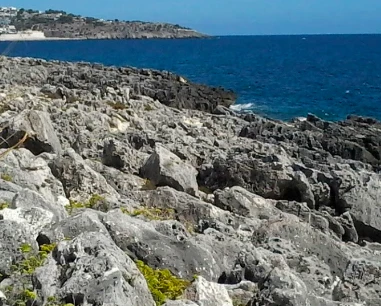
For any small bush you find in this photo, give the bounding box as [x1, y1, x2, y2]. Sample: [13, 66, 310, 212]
[136, 260, 190, 306]
[107, 101, 127, 110]
[141, 178, 157, 190]
[20, 244, 32, 254]
[21, 289, 37, 301]
[199, 186, 213, 195]
[123, 206, 175, 221]
[12, 243, 56, 275]
[65, 194, 105, 214]
[0, 202, 9, 210]
[1, 173, 12, 182]
[144, 104, 154, 111]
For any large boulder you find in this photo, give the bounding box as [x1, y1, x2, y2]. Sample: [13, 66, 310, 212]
[184, 276, 233, 306]
[0, 110, 62, 155]
[36, 232, 155, 306]
[140, 144, 199, 196]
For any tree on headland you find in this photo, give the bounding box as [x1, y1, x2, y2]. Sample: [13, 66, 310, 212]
[26, 9, 39, 14]
[45, 9, 67, 15]
[57, 15, 74, 23]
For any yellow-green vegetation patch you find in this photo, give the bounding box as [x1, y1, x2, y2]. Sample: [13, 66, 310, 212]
[144, 104, 155, 111]
[107, 100, 128, 110]
[199, 186, 213, 195]
[122, 206, 175, 221]
[65, 194, 105, 214]
[46, 296, 74, 306]
[21, 289, 37, 301]
[136, 260, 191, 306]
[0, 104, 10, 114]
[1, 173, 12, 182]
[12, 243, 56, 275]
[0, 202, 9, 210]
[141, 178, 157, 190]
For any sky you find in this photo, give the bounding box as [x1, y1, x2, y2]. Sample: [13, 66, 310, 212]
[4, 0, 381, 35]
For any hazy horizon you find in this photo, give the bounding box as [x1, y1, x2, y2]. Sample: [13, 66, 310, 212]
[3, 0, 381, 36]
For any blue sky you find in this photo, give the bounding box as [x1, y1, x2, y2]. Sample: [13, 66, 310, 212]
[4, 0, 381, 35]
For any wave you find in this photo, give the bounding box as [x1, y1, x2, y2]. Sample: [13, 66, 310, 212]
[229, 102, 256, 112]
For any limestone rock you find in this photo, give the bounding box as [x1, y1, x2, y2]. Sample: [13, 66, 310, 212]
[185, 276, 233, 306]
[140, 144, 199, 196]
[37, 232, 156, 306]
[0, 110, 62, 155]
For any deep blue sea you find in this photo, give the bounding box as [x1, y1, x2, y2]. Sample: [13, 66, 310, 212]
[1, 35, 381, 121]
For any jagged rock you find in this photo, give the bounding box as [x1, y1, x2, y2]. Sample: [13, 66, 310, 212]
[214, 186, 279, 217]
[140, 144, 199, 196]
[38, 209, 110, 243]
[0, 57, 236, 113]
[0, 110, 62, 155]
[0, 149, 69, 210]
[0, 207, 54, 238]
[163, 301, 198, 306]
[0, 220, 37, 276]
[102, 138, 148, 174]
[224, 281, 259, 306]
[0, 57, 379, 305]
[184, 276, 233, 306]
[50, 148, 119, 202]
[12, 188, 67, 221]
[38, 232, 155, 306]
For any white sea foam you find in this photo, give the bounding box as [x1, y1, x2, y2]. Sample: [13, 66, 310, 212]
[229, 103, 256, 112]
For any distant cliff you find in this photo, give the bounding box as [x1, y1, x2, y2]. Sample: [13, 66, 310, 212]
[10, 8, 208, 39]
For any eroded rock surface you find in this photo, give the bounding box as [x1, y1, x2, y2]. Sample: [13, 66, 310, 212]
[0, 57, 379, 305]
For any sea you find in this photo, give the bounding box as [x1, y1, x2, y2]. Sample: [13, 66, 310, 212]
[1, 34, 381, 122]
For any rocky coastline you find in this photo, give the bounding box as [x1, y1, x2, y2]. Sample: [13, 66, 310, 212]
[0, 55, 379, 306]
[10, 10, 208, 40]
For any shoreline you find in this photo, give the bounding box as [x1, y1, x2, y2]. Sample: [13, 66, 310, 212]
[0, 36, 212, 42]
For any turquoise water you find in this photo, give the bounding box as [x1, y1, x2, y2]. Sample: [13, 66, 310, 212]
[1, 35, 381, 121]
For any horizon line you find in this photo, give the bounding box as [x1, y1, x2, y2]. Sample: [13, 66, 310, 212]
[210, 32, 381, 37]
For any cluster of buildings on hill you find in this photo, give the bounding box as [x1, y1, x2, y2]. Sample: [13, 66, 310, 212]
[0, 7, 18, 33]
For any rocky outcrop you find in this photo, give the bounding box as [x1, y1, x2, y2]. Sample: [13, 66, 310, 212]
[0, 56, 379, 305]
[140, 144, 199, 196]
[0, 56, 236, 113]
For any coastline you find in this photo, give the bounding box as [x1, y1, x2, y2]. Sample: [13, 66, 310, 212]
[0, 55, 379, 305]
[0, 35, 212, 42]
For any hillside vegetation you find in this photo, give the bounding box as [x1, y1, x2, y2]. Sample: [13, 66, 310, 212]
[10, 8, 207, 39]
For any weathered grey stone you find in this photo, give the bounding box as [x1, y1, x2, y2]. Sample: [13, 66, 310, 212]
[52, 232, 155, 306]
[140, 144, 199, 196]
[0, 220, 37, 276]
[0, 207, 54, 238]
[0, 148, 69, 210]
[0, 57, 379, 305]
[163, 300, 198, 306]
[39, 209, 110, 242]
[184, 276, 233, 306]
[50, 148, 119, 202]
[12, 188, 67, 221]
[0, 110, 62, 154]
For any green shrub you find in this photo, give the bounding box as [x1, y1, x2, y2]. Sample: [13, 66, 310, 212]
[123, 207, 175, 221]
[144, 104, 154, 111]
[0, 202, 9, 210]
[65, 194, 105, 214]
[199, 186, 213, 195]
[21, 289, 37, 300]
[107, 101, 127, 110]
[12, 243, 56, 275]
[20, 244, 32, 254]
[141, 179, 157, 191]
[1, 173, 12, 182]
[136, 260, 190, 305]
